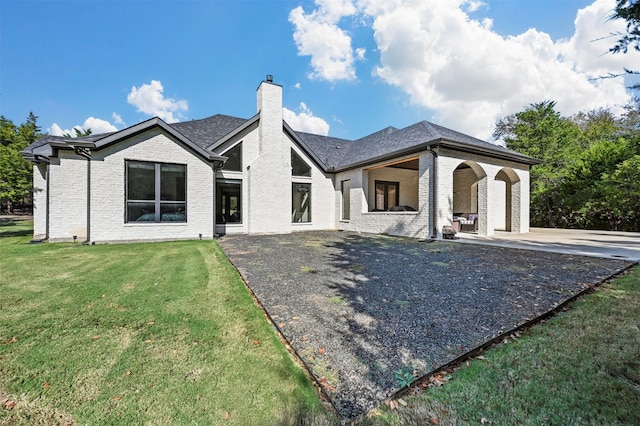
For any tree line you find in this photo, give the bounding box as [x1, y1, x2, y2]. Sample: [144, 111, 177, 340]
[0, 113, 40, 213]
[495, 100, 640, 231]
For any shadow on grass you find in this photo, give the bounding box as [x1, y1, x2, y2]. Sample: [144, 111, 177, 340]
[0, 217, 33, 238]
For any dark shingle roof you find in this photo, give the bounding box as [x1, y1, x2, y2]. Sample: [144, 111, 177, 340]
[293, 131, 354, 169]
[170, 114, 248, 149]
[23, 113, 538, 168]
[295, 120, 538, 170]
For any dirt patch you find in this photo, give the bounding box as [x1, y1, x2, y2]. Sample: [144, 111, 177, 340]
[218, 231, 632, 419]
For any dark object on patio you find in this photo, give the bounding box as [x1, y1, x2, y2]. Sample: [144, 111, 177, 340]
[442, 225, 457, 239]
[389, 205, 417, 212]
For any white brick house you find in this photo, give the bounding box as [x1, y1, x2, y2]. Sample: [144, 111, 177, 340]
[22, 77, 539, 243]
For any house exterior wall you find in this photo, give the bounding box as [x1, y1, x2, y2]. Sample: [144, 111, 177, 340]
[290, 141, 335, 232]
[32, 163, 47, 239]
[47, 152, 89, 242]
[30, 78, 534, 243]
[335, 151, 432, 239]
[87, 128, 215, 242]
[436, 148, 531, 236]
[247, 81, 291, 234]
[367, 166, 419, 210]
[216, 81, 335, 235]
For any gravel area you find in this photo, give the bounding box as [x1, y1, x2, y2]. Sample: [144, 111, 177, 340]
[218, 231, 632, 419]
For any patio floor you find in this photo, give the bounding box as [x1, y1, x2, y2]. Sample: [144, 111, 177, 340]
[218, 231, 632, 419]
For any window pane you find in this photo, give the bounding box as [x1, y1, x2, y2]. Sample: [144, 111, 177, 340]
[160, 164, 186, 201]
[291, 149, 311, 177]
[127, 202, 156, 222]
[127, 162, 155, 200]
[126, 161, 187, 224]
[222, 143, 242, 171]
[375, 183, 385, 210]
[216, 179, 242, 223]
[292, 183, 311, 222]
[388, 183, 398, 209]
[341, 180, 350, 220]
[160, 203, 186, 222]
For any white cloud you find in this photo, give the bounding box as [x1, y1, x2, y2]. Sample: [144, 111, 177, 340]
[284, 102, 330, 135]
[294, 82, 302, 89]
[47, 123, 67, 136]
[48, 117, 118, 137]
[368, 0, 640, 138]
[289, 0, 362, 81]
[127, 80, 188, 123]
[112, 112, 125, 126]
[291, 0, 640, 139]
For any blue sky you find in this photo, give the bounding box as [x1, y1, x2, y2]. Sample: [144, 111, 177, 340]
[2, 0, 639, 141]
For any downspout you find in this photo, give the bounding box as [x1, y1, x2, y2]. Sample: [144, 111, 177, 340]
[30, 157, 50, 243]
[45, 162, 50, 241]
[427, 146, 438, 239]
[85, 156, 91, 244]
[74, 147, 92, 244]
[246, 163, 251, 234]
[213, 160, 224, 237]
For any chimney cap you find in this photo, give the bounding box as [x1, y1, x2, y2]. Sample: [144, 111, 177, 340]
[266, 74, 273, 83]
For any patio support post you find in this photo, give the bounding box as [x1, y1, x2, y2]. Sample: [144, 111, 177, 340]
[428, 146, 438, 239]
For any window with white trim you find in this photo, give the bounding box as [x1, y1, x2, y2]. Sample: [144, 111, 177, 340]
[126, 161, 186, 223]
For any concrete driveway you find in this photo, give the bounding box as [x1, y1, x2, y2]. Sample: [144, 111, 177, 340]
[457, 228, 640, 262]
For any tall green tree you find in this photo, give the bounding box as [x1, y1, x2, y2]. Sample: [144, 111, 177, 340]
[610, 0, 640, 54]
[63, 127, 92, 138]
[0, 113, 41, 210]
[493, 101, 582, 227]
[495, 100, 640, 231]
[600, 155, 640, 230]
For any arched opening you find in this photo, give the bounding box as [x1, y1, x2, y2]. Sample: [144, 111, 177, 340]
[495, 168, 521, 232]
[452, 161, 486, 233]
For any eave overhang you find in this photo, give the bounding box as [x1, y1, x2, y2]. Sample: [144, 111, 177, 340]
[23, 117, 227, 166]
[330, 138, 541, 173]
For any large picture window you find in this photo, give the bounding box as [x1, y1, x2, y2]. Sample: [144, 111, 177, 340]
[375, 180, 399, 211]
[126, 161, 186, 223]
[216, 179, 242, 223]
[292, 182, 311, 223]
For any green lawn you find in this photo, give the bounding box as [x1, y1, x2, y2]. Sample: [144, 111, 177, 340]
[0, 219, 323, 425]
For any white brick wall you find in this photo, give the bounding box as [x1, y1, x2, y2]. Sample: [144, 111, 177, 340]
[335, 152, 431, 239]
[218, 81, 335, 235]
[334, 148, 531, 239]
[48, 152, 89, 241]
[436, 148, 530, 236]
[32, 163, 47, 239]
[88, 128, 215, 243]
